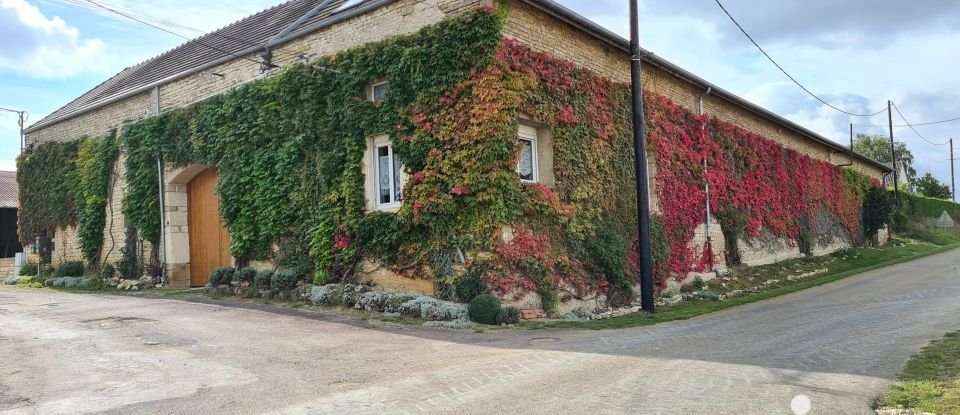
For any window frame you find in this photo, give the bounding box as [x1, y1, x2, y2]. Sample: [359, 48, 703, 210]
[517, 124, 539, 183]
[369, 81, 389, 102]
[374, 141, 402, 210]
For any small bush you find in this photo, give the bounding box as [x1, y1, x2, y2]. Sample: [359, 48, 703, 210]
[53, 261, 85, 278]
[692, 276, 705, 291]
[455, 266, 486, 303]
[468, 294, 501, 325]
[271, 270, 299, 291]
[16, 277, 42, 289]
[699, 290, 720, 301]
[235, 267, 257, 284]
[496, 306, 520, 325]
[208, 267, 235, 286]
[18, 264, 37, 276]
[99, 264, 116, 280]
[254, 270, 273, 290]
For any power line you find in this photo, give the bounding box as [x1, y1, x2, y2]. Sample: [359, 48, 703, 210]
[854, 115, 960, 128]
[714, 0, 887, 118]
[72, 0, 268, 67]
[59, 0, 310, 64]
[891, 101, 951, 146]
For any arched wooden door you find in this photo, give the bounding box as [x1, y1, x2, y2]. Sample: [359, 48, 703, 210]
[188, 168, 231, 287]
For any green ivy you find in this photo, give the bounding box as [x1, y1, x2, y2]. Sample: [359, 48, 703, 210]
[16, 140, 81, 245]
[119, 9, 504, 277]
[76, 132, 118, 265]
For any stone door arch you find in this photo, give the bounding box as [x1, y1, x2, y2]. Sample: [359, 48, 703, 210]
[163, 164, 232, 287]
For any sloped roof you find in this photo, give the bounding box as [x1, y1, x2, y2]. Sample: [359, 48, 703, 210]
[0, 171, 17, 209]
[27, 0, 382, 131]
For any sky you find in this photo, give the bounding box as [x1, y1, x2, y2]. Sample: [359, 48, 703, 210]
[1, 0, 958, 194]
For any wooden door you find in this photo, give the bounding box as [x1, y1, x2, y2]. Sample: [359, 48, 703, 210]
[188, 168, 231, 287]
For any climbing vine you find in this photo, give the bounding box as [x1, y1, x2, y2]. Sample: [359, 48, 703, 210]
[76, 132, 118, 265]
[120, 7, 505, 269]
[16, 140, 81, 245]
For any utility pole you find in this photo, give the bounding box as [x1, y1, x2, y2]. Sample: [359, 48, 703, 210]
[629, 0, 655, 313]
[0, 107, 26, 153]
[951, 138, 956, 202]
[888, 100, 900, 207]
[850, 123, 854, 149]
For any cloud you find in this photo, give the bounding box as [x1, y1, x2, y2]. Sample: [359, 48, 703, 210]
[642, 0, 960, 49]
[0, 0, 105, 77]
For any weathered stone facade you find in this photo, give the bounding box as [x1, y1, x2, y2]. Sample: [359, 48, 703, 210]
[23, 0, 887, 286]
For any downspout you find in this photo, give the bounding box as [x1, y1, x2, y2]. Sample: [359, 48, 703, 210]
[261, 0, 337, 67]
[154, 86, 168, 286]
[697, 86, 715, 271]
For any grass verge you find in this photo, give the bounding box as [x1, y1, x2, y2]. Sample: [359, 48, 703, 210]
[883, 331, 960, 414]
[523, 241, 959, 330]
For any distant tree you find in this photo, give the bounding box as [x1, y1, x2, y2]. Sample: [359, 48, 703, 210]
[861, 187, 894, 245]
[914, 173, 952, 199]
[852, 134, 917, 185]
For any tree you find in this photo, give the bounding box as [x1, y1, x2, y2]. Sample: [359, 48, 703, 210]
[914, 172, 952, 199]
[852, 134, 917, 185]
[861, 187, 894, 245]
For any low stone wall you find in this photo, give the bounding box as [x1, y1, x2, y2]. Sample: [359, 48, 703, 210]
[0, 258, 16, 278]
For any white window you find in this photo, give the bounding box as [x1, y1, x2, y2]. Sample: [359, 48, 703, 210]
[517, 124, 539, 183]
[375, 142, 402, 209]
[369, 81, 389, 102]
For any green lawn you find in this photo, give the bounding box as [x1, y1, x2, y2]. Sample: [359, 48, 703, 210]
[884, 331, 960, 414]
[523, 240, 960, 330]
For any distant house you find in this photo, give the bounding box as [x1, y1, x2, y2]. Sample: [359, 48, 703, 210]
[0, 171, 21, 259]
[882, 162, 909, 189]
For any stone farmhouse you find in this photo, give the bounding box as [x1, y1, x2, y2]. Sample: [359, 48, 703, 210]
[19, 0, 890, 307]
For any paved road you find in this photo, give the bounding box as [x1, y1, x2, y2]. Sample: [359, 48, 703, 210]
[1, 249, 959, 415]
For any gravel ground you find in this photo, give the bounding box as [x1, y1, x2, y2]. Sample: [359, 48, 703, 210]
[0, 248, 958, 415]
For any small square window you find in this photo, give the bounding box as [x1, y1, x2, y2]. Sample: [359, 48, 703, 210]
[369, 81, 389, 102]
[517, 125, 538, 183]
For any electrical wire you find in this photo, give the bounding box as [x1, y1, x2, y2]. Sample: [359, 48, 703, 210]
[891, 101, 951, 146]
[67, 0, 269, 67]
[714, 0, 887, 118]
[58, 0, 310, 64]
[853, 115, 960, 128]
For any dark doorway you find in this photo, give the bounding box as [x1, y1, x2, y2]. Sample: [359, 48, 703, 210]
[0, 208, 21, 258]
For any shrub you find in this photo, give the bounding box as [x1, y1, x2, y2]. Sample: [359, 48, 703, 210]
[254, 270, 273, 290]
[496, 306, 520, 325]
[699, 290, 720, 301]
[208, 267, 235, 286]
[468, 294, 501, 325]
[691, 276, 705, 291]
[16, 277, 42, 289]
[99, 264, 116, 280]
[455, 265, 486, 303]
[18, 263, 37, 276]
[862, 187, 895, 243]
[234, 267, 257, 284]
[271, 270, 299, 291]
[53, 261, 84, 278]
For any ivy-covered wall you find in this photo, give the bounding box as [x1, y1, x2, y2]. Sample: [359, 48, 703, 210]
[17, 132, 117, 266]
[18, 3, 883, 308]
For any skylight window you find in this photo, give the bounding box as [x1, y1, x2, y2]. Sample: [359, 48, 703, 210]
[335, 0, 364, 12]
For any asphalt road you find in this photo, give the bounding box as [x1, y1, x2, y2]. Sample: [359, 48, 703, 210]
[1, 248, 959, 415]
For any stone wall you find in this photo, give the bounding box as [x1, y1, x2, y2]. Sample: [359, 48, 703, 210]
[24, 0, 888, 288]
